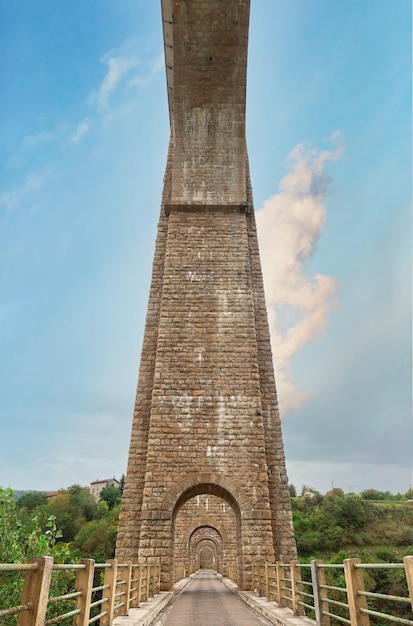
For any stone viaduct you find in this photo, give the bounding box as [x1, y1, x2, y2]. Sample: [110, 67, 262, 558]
[115, 0, 297, 590]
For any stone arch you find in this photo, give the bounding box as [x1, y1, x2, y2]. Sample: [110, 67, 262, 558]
[168, 475, 245, 587]
[197, 543, 216, 569]
[161, 472, 251, 518]
[189, 525, 223, 572]
[187, 515, 230, 544]
[189, 524, 223, 544]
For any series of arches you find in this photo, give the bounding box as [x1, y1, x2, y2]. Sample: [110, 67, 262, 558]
[128, 471, 285, 590]
[168, 474, 249, 588]
[189, 526, 223, 572]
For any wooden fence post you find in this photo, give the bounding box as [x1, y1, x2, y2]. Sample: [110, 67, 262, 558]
[147, 563, 151, 598]
[17, 556, 53, 626]
[100, 559, 118, 626]
[141, 565, 148, 602]
[267, 564, 276, 602]
[265, 563, 270, 599]
[73, 558, 94, 626]
[276, 562, 284, 606]
[153, 563, 158, 596]
[157, 561, 161, 594]
[257, 563, 264, 597]
[311, 560, 330, 626]
[344, 558, 370, 626]
[404, 556, 413, 611]
[252, 562, 258, 594]
[117, 562, 132, 616]
[130, 564, 141, 608]
[290, 561, 303, 615]
[147, 564, 152, 599]
[146, 564, 150, 599]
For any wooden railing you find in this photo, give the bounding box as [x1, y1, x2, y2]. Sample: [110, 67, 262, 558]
[250, 556, 413, 626]
[172, 564, 187, 583]
[227, 562, 237, 583]
[0, 558, 160, 626]
[3, 555, 412, 625]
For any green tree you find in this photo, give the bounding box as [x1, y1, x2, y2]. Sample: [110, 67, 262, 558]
[321, 493, 366, 531]
[100, 485, 122, 510]
[67, 485, 99, 521]
[404, 487, 413, 500]
[0, 487, 64, 563]
[361, 489, 387, 501]
[43, 487, 99, 541]
[0, 487, 74, 624]
[72, 506, 120, 562]
[325, 488, 345, 499]
[46, 493, 78, 541]
[16, 491, 48, 512]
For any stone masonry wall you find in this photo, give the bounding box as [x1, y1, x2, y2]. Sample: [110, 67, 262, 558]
[136, 204, 276, 588]
[116, 0, 297, 590]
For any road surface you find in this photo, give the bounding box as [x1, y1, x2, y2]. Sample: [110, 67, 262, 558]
[159, 570, 273, 626]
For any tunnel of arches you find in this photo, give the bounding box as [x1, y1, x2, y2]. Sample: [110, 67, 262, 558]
[189, 526, 222, 572]
[198, 545, 216, 569]
[169, 478, 244, 586]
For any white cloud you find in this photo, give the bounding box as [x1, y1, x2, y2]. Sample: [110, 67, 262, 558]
[90, 52, 140, 112]
[71, 119, 91, 144]
[256, 138, 343, 415]
[0, 172, 47, 215]
[128, 52, 164, 88]
[17, 41, 160, 158]
[88, 39, 163, 117]
[21, 131, 56, 150]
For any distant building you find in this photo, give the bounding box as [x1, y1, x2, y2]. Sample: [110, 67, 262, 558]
[303, 489, 317, 500]
[46, 491, 60, 500]
[90, 478, 120, 501]
[47, 486, 90, 500]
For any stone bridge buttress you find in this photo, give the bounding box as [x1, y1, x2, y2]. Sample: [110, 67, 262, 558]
[115, 0, 297, 590]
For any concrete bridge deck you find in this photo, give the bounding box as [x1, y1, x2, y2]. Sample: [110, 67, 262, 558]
[113, 571, 313, 626]
[158, 570, 273, 625]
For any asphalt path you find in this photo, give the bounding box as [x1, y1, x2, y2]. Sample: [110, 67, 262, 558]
[159, 570, 273, 626]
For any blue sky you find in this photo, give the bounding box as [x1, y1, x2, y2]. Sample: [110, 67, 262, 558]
[1, 1, 411, 494]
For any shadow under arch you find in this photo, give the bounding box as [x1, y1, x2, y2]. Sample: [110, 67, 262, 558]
[189, 525, 223, 572]
[197, 543, 216, 569]
[167, 474, 246, 587]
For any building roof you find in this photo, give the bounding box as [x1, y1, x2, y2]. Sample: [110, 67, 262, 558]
[90, 478, 119, 485]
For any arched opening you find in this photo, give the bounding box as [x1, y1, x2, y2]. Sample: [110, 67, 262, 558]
[189, 525, 223, 573]
[198, 545, 215, 569]
[168, 478, 244, 588]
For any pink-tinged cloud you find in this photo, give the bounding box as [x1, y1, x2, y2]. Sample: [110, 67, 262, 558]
[256, 138, 343, 415]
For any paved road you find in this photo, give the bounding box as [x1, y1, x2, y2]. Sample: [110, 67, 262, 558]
[159, 570, 273, 626]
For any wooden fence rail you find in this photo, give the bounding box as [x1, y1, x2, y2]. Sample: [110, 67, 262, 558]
[251, 556, 413, 626]
[0, 558, 160, 626]
[2, 556, 413, 625]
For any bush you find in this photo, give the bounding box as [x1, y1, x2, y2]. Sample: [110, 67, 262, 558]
[0, 487, 75, 625]
[72, 506, 120, 562]
[296, 530, 322, 554]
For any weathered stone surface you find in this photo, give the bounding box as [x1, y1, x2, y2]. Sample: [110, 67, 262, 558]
[116, 0, 296, 590]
